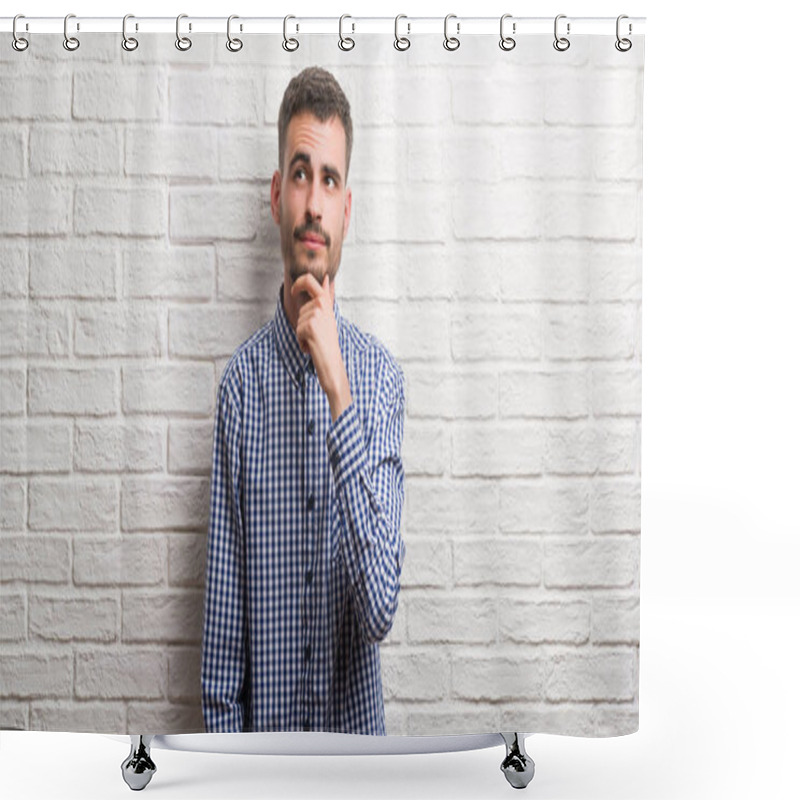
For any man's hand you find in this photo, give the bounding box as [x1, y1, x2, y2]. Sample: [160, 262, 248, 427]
[291, 273, 353, 421]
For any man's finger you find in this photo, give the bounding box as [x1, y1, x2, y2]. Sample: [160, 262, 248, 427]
[291, 273, 324, 300]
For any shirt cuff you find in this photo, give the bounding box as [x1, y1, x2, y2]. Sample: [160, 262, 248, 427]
[326, 402, 367, 486]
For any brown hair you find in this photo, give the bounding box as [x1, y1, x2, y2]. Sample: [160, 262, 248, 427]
[278, 66, 353, 181]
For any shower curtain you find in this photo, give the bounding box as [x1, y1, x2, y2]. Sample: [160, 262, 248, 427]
[1, 25, 643, 739]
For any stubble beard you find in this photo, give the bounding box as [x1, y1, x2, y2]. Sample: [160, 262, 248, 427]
[283, 220, 343, 287]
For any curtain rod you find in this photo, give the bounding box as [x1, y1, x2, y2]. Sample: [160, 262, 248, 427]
[1, 16, 646, 37]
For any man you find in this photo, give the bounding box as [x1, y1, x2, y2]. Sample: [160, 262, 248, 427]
[201, 67, 405, 736]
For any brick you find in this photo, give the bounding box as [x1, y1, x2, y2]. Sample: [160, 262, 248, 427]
[75, 185, 167, 237]
[452, 308, 543, 362]
[452, 423, 545, 477]
[336, 244, 407, 302]
[218, 129, 275, 182]
[406, 708, 499, 737]
[0, 536, 70, 583]
[545, 188, 638, 241]
[0, 182, 72, 234]
[443, 129, 500, 184]
[216, 246, 283, 302]
[589, 245, 642, 301]
[0, 653, 73, 698]
[73, 67, 165, 121]
[30, 702, 126, 733]
[73, 537, 166, 587]
[122, 591, 204, 643]
[592, 367, 641, 416]
[0, 304, 70, 357]
[170, 187, 261, 241]
[545, 421, 638, 475]
[405, 369, 496, 419]
[169, 72, 264, 125]
[168, 534, 207, 587]
[546, 73, 638, 126]
[29, 367, 118, 416]
[122, 477, 209, 531]
[545, 304, 638, 360]
[355, 185, 448, 243]
[381, 650, 448, 701]
[168, 306, 266, 358]
[127, 702, 204, 734]
[29, 478, 118, 532]
[355, 67, 449, 127]
[403, 423, 447, 477]
[168, 648, 202, 702]
[595, 130, 643, 180]
[0, 129, 25, 178]
[168, 421, 213, 475]
[591, 479, 641, 534]
[0, 592, 26, 641]
[498, 244, 591, 303]
[348, 128, 405, 185]
[500, 128, 594, 181]
[404, 479, 497, 533]
[546, 651, 636, 701]
[75, 421, 165, 473]
[407, 597, 495, 644]
[401, 539, 451, 588]
[0, 702, 28, 730]
[499, 704, 595, 738]
[453, 72, 545, 124]
[592, 704, 639, 737]
[545, 539, 639, 588]
[453, 656, 546, 701]
[29, 594, 118, 642]
[0, 244, 27, 298]
[30, 243, 118, 299]
[126, 125, 216, 179]
[1, 421, 71, 473]
[1, 368, 26, 415]
[500, 370, 591, 419]
[499, 601, 591, 644]
[0, 70, 72, 120]
[122, 364, 215, 415]
[453, 538, 543, 587]
[593, 596, 639, 644]
[75, 649, 166, 700]
[75, 304, 161, 357]
[0, 480, 26, 529]
[123, 245, 214, 300]
[500, 480, 590, 534]
[30, 125, 120, 175]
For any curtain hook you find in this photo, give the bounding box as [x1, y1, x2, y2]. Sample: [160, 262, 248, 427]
[226, 15, 243, 52]
[12, 14, 29, 51]
[499, 14, 516, 51]
[63, 13, 80, 51]
[615, 14, 632, 52]
[338, 14, 355, 51]
[394, 14, 410, 51]
[283, 15, 299, 51]
[176, 13, 192, 51]
[443, 13, 460, 51]
[121, 14, 138, 51]
[553, 14, 571, 51]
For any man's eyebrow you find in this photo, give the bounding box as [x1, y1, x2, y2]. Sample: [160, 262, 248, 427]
[288, 152, 310, 170]
[322, 165, 343, 183]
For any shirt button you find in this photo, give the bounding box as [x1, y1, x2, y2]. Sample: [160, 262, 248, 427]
[307, 494, 315, 511]
[308, 419, 315, 436]
[304, 645, 312, 661]
[305, 570, 313, 584]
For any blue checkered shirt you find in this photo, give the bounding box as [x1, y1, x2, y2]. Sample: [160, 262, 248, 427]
[201, 287, 405, 735]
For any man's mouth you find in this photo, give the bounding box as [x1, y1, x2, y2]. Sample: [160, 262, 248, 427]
[298, 231, 327, 250]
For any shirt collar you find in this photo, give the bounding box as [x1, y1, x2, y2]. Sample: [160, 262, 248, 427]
[275, 283, 344, 388]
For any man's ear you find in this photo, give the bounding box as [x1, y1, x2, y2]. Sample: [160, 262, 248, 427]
[343, 185, 352, 240]
[270, 169, 282, 225]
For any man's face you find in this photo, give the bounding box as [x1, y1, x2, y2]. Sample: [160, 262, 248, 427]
[271, 111, 352, 288]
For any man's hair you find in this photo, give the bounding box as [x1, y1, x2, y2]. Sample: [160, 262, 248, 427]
[278, 66, 353, 182]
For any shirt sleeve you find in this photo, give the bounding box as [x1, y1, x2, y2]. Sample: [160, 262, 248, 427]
[201, 382, 248, 732]
[326, 360, 406, 644]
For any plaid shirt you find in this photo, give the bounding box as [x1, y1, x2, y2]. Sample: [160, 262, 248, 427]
[201, 287, 405, 735]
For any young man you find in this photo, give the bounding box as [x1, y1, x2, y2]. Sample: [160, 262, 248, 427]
[201, 67, 406, 735]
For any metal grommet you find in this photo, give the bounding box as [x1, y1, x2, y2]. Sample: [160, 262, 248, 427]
[615, 14, 632, 52]
[121, 14, 138, 51]
[553, 14, 570, 51]
[443, 13, 460, 51]
[63, 13, 80, 51]
[499, 13, 515, 51]
[394, 14, 410, 51]
[283, 15, 299, 52]
[338, 14, 355, 51]
[226, 15, 243, 52]
[175, 13, 192, 51]
[12, 14, 29, 51]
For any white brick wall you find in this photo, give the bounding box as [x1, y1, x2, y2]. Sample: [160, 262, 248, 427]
[0, 32, 642, 737]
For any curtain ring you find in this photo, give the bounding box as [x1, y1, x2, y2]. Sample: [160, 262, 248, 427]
[176, 13, 192, 51]
[553, 14, 570, 51]
[226, 15, 243, 52]
[615, 14, 632, 52]
[394, 15, 410, 51]
[283, 15, 299, 51]
[12, 14, 29, 52]
[121, 14, 138, 51]
[338, 14, 355, 51]
[443, 13, 460, 51]
[499, 14, 515, 51]
[63, 13, 80, 51]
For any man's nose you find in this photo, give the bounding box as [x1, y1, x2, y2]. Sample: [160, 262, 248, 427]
[305, 178, 322, 221]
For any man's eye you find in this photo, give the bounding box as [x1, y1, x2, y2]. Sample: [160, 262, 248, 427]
[325, 176, 336, 188]
[294, 168, 306, 180]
